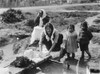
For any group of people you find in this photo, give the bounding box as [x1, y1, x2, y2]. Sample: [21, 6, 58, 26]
[29, 9, 93, 62]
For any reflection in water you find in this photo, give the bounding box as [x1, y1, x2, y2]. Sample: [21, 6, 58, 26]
[76, 58, 91, 74]
[39, 60, 63, 74]
[63, 57, 91, 74]
[63, 57, 78, 74]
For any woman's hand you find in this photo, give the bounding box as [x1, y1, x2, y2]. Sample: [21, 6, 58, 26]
[61, 43, 65, 49]
[46, 52, 50, 56]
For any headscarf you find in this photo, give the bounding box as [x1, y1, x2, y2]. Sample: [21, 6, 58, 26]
[81, 21, 88, 30]
[43, 23, 57, 44]
[39, 9, 47, 27]
[40, 9, 47, 19]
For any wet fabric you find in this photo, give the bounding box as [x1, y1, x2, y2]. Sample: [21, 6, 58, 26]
[30, 26, 44, 45]
[10, 56, 34, 68]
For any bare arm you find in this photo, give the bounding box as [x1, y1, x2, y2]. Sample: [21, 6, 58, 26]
[48, 31, 59, 53]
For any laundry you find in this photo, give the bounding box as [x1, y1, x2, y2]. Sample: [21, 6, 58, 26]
[10, 56, 34, 68]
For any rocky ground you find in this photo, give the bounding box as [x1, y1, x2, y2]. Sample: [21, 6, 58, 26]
[0, 3, 100, 74]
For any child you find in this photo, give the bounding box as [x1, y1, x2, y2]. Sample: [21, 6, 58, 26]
[60, 24, 78, 59]
[78, 21, 93, 59]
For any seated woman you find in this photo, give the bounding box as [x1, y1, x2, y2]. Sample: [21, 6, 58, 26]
[39, 23, 63, 58]
[29, 9, 50, 46]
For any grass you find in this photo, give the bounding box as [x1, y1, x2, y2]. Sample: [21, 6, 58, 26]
[65, 5, 100, 11]
[48, 11, 98, 31]
[0, 37, 9, 47]
[92, 33, 100, 44]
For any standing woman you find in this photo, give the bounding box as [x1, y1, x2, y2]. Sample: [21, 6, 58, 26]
[39, 23, 63, 57]
[29, 9, 50, 46]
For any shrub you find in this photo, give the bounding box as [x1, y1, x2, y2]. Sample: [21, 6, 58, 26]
[25, 19, 35, 28]
[93, 19, 100, 24]
[1, 9, 25, 23]
[60, 12, 98, 18]
[89, 25, 100, 32]
[92, 35, 100, 44]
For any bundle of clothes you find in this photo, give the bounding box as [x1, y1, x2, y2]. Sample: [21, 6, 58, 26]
[10, 56, 35, 68]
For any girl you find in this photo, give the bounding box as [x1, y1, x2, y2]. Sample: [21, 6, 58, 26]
[78, 21, 93, 59]
[29, 9, 50, 46]
[39, 23, 63, 56]
[61, 24, 78, 58]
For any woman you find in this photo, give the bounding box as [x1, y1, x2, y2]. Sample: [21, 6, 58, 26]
[29, 9, 50, 46]
[35, 9, 50, 27]
[39, 23, 63, 57]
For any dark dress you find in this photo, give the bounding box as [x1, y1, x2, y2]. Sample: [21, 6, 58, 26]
[78, 29, 93, 51]
[40, 32, 63, 51]
[34, 16, 50, 26]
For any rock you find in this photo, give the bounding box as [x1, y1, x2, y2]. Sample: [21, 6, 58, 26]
[13, 37, 30, 54]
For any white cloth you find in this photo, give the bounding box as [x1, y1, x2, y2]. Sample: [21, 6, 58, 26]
[86, 66, 90, 74]
[30, 26, 44, 44]
[39, 18, 43, 27]
[23, 49, 47, 63]
[23, 49, 41, 61]
[0, 67, 11, 74]
[41, 45, 49, 54]
[23, 49, 35, 60]
[39, 9, 46, 26]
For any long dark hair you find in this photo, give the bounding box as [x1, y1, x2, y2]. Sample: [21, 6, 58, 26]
[68, 24, 75, 31]
[81, 21, 88, 30]
[45, 23, 54, 37]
